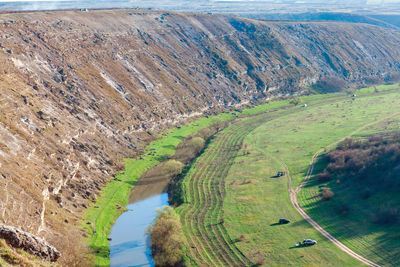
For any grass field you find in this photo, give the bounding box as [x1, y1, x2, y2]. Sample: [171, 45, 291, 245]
[178, 84, 400, 266]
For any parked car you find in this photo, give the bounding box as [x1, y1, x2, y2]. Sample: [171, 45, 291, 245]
[279, 218, 291, 224]
[302, 239, 317, 245]
[277, 171, 286, 177]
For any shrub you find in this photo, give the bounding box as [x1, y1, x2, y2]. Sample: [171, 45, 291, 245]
[197, 127, 213, 140]
[212, 118, 227, 132]
[289, 96, 301, 106]
[321, 188, 334, 200]
[312, 76, 347, 93]
[317, 171, 331, 182]
[149, 207, 184, 266]
[237, 234, 246, 242]
[384, 71, 400, 83]
[163, 160, 184, 177]
[190, 137, 205, 155]
[254, 256, 265, 266]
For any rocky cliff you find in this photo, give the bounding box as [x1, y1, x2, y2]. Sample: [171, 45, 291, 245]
[0, 224, 60, 262]
[0, 9, 399, 263]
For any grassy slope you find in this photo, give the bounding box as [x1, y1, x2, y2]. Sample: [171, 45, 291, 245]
[299, 111, 400, 264]
[223, 85, 400, 266]
[0, 239, 53, 267]
[82, 97, 295, 266]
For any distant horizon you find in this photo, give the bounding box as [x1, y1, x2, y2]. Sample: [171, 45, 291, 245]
[1, 0, 400, 13]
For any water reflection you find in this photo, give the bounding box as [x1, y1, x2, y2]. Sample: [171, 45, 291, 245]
[109, 193, 169, 267]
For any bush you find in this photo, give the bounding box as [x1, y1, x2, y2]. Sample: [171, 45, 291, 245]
[163, 160, 184, 177]
[254, 256, 265, 266]
[321, 188, 334, 200]
[312, 76, 347, 93]
[289, 96, 301, 106]
[149, 207, 184, 267]
[190, 137, 205, 155]
[384, 71, 400, 83]
[237, 234, 246, 242]
[212, 118, 227, 132]
[317, 171, 331, 182]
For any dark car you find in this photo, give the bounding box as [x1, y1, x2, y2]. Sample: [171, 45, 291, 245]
[279, 218, 291, 224]
[277, 171, 286, 177]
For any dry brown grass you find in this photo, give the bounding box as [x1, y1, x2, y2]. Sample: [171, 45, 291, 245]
[52, 229, 92, 267]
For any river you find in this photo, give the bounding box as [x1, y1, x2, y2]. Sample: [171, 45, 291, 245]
[108, 192, 169, 267]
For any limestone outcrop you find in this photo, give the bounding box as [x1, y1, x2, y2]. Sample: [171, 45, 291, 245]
[0, 224, 60, 262]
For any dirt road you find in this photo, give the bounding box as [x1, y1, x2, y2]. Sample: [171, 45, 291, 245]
[289, 153, 381, 267]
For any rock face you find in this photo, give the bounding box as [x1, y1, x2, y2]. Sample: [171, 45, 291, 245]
[0, 224, 60, 262]
[0, 9, 399, 259]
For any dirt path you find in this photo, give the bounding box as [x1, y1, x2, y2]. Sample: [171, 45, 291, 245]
[287, 114, 400, 267]
[289, 161, 381, 267]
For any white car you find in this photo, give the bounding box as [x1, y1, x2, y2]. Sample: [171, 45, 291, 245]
[303, 239, 317, 245]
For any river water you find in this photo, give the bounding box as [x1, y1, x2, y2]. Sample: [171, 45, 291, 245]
[108, 192, 169, 267]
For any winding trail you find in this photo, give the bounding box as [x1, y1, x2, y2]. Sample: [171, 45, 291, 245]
[287, 114, 399, 267]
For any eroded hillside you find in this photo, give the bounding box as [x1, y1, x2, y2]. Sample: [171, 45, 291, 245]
[0, 9, 399, 263]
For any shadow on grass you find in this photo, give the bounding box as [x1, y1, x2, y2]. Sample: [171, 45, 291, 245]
[162, 144, 176, 150]
[123, 180, 137, 186]
[289, 244, 310, 249]
[90, 245, 110, 259]
[270, 223, 282, 226]
[173, 135, 185, 141]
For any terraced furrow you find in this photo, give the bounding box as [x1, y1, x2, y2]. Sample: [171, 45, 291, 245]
[189, 128, 242, 266]
[179, 113, 275, 266]
[181, 135, 232, 265]
[200, 132, 245, 265]
[180, 125, 246, 265]
[182, 144, 225, 265]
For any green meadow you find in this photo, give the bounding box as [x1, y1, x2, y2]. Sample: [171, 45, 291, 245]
[178, 84, 400, 266]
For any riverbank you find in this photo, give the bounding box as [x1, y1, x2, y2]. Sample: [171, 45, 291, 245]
[82, 84, 397, 266]
[82, 113, 232, 266]
[82, 99, 295, 266]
